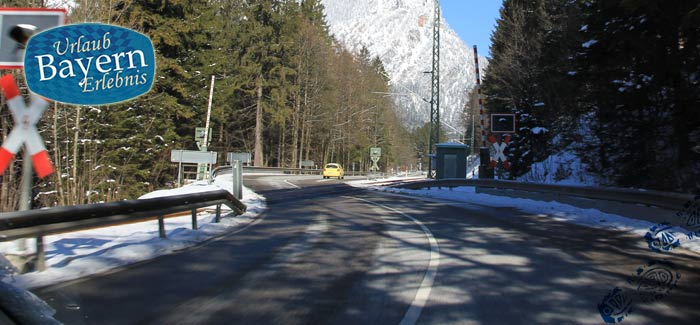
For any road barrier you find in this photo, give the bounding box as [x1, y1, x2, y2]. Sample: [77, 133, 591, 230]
[242, 166, 322, 175]
[0, 189, 246, 272]
[213, 165, 370, 177]
[392, 179, 694, 211]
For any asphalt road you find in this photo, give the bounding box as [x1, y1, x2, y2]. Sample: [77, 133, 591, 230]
[35, 175, 700, 324]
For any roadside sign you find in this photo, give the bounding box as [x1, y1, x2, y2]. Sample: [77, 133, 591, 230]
[492, 143, 507, 162]
[227, 152, 251, 164]
[195, 127, 212, 150]
[170, 150, 217, 164]
[0, 74, 53, 178]
[491, 114, 515, 133]
[24, 23, 156, 105]
[195, 127, 212, 143]
[370, 147, 381, 172]
[0, 8, 66, 69]
[300, 160, 315, 168]
[488, 134, 511, 170]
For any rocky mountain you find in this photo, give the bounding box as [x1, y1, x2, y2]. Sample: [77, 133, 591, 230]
[321, 0, 487, 135]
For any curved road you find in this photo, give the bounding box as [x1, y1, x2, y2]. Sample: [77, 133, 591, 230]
[36, 175, 700, 324]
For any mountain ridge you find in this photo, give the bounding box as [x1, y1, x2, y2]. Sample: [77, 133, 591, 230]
[321, 0, 488, 134]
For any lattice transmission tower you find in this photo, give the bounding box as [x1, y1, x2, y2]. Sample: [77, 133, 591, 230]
[427, 0, 440, 178]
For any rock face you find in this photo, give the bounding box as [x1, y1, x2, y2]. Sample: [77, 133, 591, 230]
[321, 0, 487, 133]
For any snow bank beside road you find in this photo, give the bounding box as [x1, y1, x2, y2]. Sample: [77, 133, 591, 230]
[0, 175, 266, 289]
[350, 178, 700, 254]
[518, 150, 600, 186]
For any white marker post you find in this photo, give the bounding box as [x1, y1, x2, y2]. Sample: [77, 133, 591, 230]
[197, 76, 215, 181]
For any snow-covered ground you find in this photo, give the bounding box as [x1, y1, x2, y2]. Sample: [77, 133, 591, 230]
[518, 149, 601, 186]
[3, 173, 695, 290]
[349, 178, 700, 254]
[0, 174, 266, 289]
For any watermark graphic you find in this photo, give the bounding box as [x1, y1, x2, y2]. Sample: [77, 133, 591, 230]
[676, 195, 700, 238]
[597, 195, 695, 323]
[597, 287, 633, 324]
[644, 223, 680, 253]
[23, 23, 155, 105]
[597, 261, 681, 324]
[628, 260, 680, 304]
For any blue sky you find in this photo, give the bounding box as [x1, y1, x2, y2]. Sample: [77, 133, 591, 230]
[441, 0, 503, 57]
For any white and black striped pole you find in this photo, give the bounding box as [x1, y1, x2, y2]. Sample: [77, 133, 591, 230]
[473, 45, 487, 148]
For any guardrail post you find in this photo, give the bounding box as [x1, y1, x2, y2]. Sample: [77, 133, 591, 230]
[35, 236, 46, 271]
[158, 216, 166, 238]
[191, 208, 198, 230]
[215, 204, 221, 223]
[232, 160, 242, 199]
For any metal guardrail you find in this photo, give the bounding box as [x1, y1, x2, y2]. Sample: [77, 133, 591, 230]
[0, 189, 246, 271]
[234, 166, 369, 176]
[392, 179, 695, 211]
[242, 166, 322, 175]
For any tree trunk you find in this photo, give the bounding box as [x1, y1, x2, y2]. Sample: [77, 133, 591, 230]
[291, 91, 301, 168]
[0, 95, 9, 211]
[277, 128, 284, 167]
[72, 105, 81, 205]
[254, 73, 264, 167]
[53, 102, 65, 206]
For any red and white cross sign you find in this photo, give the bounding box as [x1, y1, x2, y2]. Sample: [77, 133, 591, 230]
[489, 134, 511, 170]
[0, 74, 54, 178]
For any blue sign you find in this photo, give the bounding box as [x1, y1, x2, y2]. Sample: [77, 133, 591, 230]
[23, 23, 155, 105]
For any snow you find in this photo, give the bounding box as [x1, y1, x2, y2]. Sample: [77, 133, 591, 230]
[582, 39, 598, 48]
[531, 127, 549, 134]
[321, 0, 486, 131]
[377, 186, 700, 254]
[519, 149, 600, 186]
[349, 178, 700, 255]
[0, 175, 266, 289]
[466, 154, 480, 179]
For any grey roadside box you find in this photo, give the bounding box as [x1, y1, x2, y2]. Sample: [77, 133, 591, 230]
[435, 142, 467, 179]
[478, 147, 494, 179]
[231, 160, 242, 199]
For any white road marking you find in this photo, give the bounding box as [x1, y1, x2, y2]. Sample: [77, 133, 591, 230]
[346, 196, 440, 325]
[284, 179, 301, 189]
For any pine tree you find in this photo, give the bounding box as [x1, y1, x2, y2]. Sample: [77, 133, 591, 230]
[576, 0, 700, 192]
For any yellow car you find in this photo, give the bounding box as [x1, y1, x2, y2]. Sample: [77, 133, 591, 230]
[322, 163, 344, 179]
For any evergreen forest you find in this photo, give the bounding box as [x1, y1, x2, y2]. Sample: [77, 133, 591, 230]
[0, 0, 415, 209]
[481, 0, 699, 193]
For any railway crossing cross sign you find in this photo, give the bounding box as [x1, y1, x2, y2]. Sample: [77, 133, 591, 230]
[488, 134, 511, 170]
[493, 143, 507, 161]
[0, 74, 53, 178]
[370, 147, 381, 172]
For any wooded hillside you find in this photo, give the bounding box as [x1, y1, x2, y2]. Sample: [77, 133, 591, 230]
[483, 0, 700, 193]
[0, 0, 415, 209]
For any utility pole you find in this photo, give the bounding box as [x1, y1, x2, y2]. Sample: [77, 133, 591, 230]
[428, 0, 440, 179]
[197, 76, 215, 180]
[473, 45, 486, 149]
